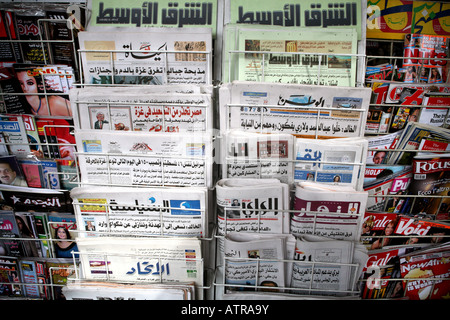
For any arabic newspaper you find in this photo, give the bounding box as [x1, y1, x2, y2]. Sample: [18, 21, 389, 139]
[76, 236, 204, 298]
[291, 181, 368, 241]
[220, 81, 371, 139]
[216, 178, 290, 238]
[223, 130, 294, 184]
[63, 280, 196, 300]
[222, 24, 358, 86]
[75, 129, 214, 188]
[78, 27, 212, 85]
[70, 186, 209, 238]
[290, 235, 366, 296]
[295, 137, 367, 190]
[69, 85, 214, 133]
[223, 232, 295, 291]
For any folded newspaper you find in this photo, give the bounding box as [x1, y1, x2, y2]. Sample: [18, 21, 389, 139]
[69, 85, 214, 133]
[223, 130, 295, 184]
[222, 25, 358, 86]
[70, 186, 209, 238]
[76, 236, 204, 298]
[63, 280, 196, 300]
[223, 232, 296, 291]
[216, 178, 290, 237]
[75, 129, 214, 188]
[291, 235, 367, 296]
[219, 81, 371, 139]
[291, 182, 368, 241]
[295, 137, 368, 190]
[78, 27, 212, 85]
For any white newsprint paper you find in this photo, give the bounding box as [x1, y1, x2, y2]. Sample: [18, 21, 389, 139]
[223, 232, 296, 291]
[219, 81, 371, 139]
[71, 186, 208, 238]
[291, 182, 368, 241]
[78, 27, 212, 85]
[63, 280, 196, 300]
[69, 85, 213, 133]
[76, 236, 204, 298]
[216, 178, 290, 237]
[223, 130, 295, 184]
[222, 24, 358, 86]
[291, 236, 355, 295]
[75, 130, 213, 188]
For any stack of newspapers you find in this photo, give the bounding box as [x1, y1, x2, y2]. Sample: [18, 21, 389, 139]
[216, 80, 370, 298]
[217, 179, 368, 298]
[70, 85, 215, 188]
[69, 76, 215, 297]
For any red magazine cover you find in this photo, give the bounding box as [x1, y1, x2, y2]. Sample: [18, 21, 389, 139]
[400, 248, 450, 299]
[403, 34, 450, 84]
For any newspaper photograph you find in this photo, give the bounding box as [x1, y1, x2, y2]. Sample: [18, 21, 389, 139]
[75, 130, 213, 188]
[291, 182, 368, 241]
[216, 178, 290, 238]
[78, 27, 212, 85]
[223, 130, 295, 184]
[295, 137, 367, 190]
[220, 81, 371, 139]
[71, 186, 208, 238]
[76, 236, 204, 298]
[223, 24, 358, 86]
[69, 85, 213, 133]
[223, 232, 296, 291]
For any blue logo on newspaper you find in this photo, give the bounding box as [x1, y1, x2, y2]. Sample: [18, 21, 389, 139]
[83, 140, 102, 153]
[170, 200, 201, 215]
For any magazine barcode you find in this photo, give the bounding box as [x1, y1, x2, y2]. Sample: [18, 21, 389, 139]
[414, 173, 426, 180]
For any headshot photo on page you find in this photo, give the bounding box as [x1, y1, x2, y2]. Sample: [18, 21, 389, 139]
[0, 155, 28, 187]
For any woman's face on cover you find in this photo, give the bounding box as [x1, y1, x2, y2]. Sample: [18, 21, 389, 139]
[17, 71, 38, 94]
[57, 227, 68, 239]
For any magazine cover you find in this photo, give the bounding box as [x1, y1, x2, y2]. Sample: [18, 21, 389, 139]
[47, 213, 78, 259]
[408, 154, 450, 220]
[400, 246, 450, 300]
[0, 184, 73, 213]
[403, 33, 450, 84]
[0, 256, 22, 297]
[12, 64, 72, 117]
[0, 210, 24, 256]
[0, 155, 28, 187]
